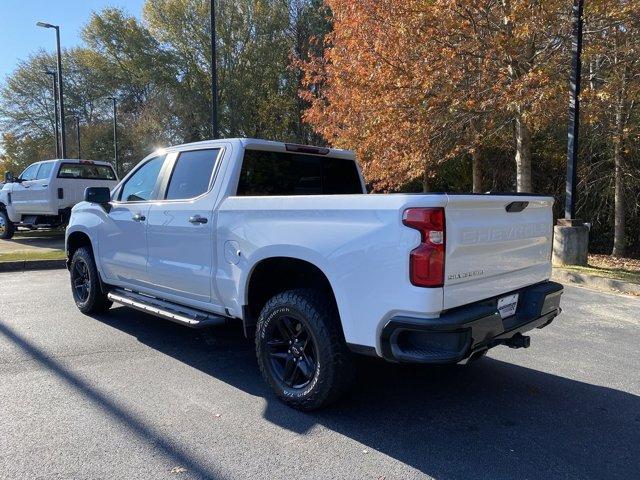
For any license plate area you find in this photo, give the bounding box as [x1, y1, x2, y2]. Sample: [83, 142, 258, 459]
[497, 293, 519, 319]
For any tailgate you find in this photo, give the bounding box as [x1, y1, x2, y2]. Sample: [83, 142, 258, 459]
[443, 194, 553, 309]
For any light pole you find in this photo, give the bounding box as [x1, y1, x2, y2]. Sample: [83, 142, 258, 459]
[210, 0, 218, 138]
[44, 69, 60, 158]
[108, 97, 119, 176]
[565, 0, 584, 221]
[553, 0, 589, 266]
[37, 21, 67, 158]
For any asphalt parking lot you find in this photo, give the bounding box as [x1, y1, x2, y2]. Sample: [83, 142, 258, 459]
[0, 269, 638, 479]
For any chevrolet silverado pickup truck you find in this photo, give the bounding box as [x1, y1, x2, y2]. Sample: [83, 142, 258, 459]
[65, 138, 563, 410]
[1, 159, 118, 239]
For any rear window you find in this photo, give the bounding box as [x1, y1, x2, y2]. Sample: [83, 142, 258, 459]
[236, 150, 362, 196]
[57, 163, 117, 180]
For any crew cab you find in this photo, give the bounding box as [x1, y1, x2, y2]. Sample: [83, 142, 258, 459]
[65, 138, 563, 410]
[0, 159, 118, 239]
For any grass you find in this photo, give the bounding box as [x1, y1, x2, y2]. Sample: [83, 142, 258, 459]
[0, 249, 66, 263]
[557, 264, 640, 285]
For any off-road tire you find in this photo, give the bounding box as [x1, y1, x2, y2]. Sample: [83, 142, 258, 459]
[70, 247, 112, 314]
[256, 288, 355, 411]
[0, 210, 15, 239]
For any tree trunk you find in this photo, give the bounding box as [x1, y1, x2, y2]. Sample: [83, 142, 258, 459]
[612, 144, 625, 257]
[472, 147, 483, 193]
[502, 0, 534, 195]
[422, 164, 430, 193]
[611, 60, 628, 257]
[515, 111, 532, 192]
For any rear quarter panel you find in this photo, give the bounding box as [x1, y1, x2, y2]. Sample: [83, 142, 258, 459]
[216, 194, 448, 350]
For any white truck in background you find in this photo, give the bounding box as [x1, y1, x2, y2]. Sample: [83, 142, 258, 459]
[0, 159, 118, 239]
[65, 138, 563, 410]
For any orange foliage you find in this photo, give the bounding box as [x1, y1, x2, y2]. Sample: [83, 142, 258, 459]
[300, 0, 570, 191]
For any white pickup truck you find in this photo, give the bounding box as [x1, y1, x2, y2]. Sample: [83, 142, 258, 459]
[0, 159, 118, 239]
[65, 138, 563, 410]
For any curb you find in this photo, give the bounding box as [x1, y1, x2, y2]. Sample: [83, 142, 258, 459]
[552, 268, 640, 296]
[0, 259, 67, 273]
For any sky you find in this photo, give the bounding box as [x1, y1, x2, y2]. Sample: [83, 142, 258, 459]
[0, 0, 146, 81]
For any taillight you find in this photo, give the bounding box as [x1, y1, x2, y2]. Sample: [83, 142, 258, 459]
[402, 207, 445, 287]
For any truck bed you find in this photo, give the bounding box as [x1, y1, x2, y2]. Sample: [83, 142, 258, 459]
[217, 192, 554, 348]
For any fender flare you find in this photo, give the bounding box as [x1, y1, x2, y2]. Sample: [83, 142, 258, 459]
[239, 245, 333, 307]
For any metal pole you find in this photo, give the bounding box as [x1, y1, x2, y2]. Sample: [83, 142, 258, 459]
[45, 70, 60, 157]
[565, 0, 584, 220]
[76, 116, 81, 159]
[109, 97, 119, 176]
[54, 26, 67, 159]
[210, 0, 218, 138]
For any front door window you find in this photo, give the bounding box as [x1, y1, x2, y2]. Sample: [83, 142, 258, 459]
[119, 156, 166, 202]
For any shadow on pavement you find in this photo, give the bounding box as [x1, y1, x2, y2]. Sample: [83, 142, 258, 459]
[0, 320, 226, 480]
[91, 305, 640, 480]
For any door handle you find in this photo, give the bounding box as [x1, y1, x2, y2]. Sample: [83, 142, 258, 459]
[132, 213, 146, 222]
[189, 215, 208, 224]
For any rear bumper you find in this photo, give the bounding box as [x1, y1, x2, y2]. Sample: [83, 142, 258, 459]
[380, 281, 563, 363]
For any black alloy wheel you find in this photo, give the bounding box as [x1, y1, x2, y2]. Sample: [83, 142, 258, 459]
[266, 314, 319, 389]
[72, 257, 91, 303]
[256, 289, 355, 410]
[69, 246, 112, 314]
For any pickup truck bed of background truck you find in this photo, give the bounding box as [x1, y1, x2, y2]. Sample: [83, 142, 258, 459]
[0, 159, 117, 239]
[65, 138, 563, 410]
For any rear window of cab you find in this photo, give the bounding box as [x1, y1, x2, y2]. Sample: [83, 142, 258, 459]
[236, 149, 363, 196]
[57, 163, 117, 180]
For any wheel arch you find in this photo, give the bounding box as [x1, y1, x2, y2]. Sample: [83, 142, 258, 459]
[243, 256, 343, 339]
[66, 230, 94, 265]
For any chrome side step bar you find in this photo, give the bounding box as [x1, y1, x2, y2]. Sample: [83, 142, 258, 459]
[107, 289, 227, 329]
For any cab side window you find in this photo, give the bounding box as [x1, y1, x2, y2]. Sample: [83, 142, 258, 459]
[119, 155, 166, 202]
[20, 164, 39, 181]
[165, 149, 220, 200]
[36, 162, 53, 180]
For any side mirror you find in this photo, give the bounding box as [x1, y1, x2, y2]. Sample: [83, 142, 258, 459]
[4, 171, 15, 183]
[84, 187, 111, 204]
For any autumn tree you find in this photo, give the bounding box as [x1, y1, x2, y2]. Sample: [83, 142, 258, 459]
[582, 0, 640, 256]
[1, 0, 330, 175]
[1, 0, 638, 257]
[301, 1, 472, 191]
[301, 0, 569, 192]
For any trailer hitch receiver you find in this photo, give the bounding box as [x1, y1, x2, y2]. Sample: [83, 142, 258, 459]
[503, 333, 530, 349]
